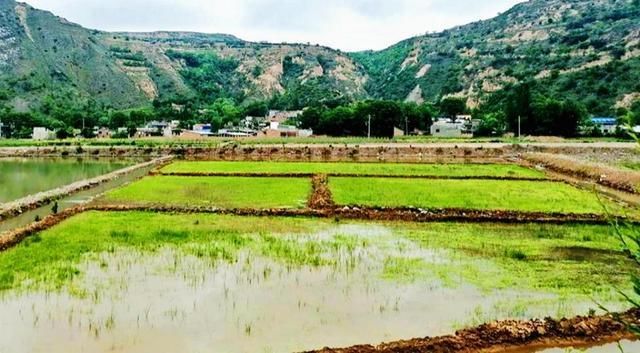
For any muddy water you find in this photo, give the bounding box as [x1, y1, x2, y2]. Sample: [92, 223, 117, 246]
[0, 158, 132, 203]
[0, 224, 626, 353]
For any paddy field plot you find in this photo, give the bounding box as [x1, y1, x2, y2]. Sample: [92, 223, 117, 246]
[161, 161, 545, 178]
[0, 211, 635, 353]
[103, 176, 311, 209]
[330, 177, 622, 214]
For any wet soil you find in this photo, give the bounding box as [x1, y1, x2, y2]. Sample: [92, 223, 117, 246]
[153, 171, 546, 182]
[308, 174, 335, 209]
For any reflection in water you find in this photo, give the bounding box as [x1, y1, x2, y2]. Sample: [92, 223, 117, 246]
[0, 224, 629, 353]
[0, 157, 132, 203]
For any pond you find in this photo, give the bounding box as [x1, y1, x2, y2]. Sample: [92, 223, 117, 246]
[0, 158, 132, 203]
[0, 215, 633, 353]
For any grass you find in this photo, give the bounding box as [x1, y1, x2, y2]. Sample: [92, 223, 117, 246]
[0, 212, 334, 292]
[396, 222, 638, 298]
[0, 212, 636, 300]
[0, 212, 635, 301]
[330, 177, 624, 214]
[102, 176, 310, 209]
[161, 161, 545, 178]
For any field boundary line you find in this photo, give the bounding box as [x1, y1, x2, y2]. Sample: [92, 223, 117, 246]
[151, 171, 547, 181]
[523, 153, 640, 195]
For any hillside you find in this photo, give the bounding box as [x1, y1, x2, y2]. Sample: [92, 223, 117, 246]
[0, 0, 368, 112]
[0, 0, 639, 116]
[354, 0, 640, 115]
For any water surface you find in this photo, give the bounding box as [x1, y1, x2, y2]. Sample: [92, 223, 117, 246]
[0, 158, 132, 203]
[0, 223, 626, 353]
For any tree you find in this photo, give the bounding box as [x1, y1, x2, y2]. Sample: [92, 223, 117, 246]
[243, 101, 269, 117]
[298, 107, 325, 131]
[439, 97, 467, 120]
[354, 100, 403, 138]
[505, 82, 534, 135]
[474, 112, 506, 137]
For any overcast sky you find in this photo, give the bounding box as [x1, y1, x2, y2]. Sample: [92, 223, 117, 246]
[24, 0, 523, 51]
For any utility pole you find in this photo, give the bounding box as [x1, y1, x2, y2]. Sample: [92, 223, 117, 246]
[405, 116, 408, 136]
[518, 115, 521, 140]
[367, 114, 371, 139]
[0, 119, 3, 139]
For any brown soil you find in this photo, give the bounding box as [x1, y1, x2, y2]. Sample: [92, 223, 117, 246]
[524, 153, 640, 195]
[0, 206, 87, 251]
[303, 309, 640, 353]
[153, 171, 546, 182]
[308, 174, 335, 209]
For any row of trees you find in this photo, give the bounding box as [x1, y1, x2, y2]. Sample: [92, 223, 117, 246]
[0, 94, 271, 139]
[297, 100, 435, 138]
[474, 82, 587, 137]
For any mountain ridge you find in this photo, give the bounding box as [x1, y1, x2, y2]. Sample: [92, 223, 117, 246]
[1, 0, 639, 117]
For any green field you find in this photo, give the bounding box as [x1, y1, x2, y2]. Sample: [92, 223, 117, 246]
[161, 161, 545, 178]
[103, 176, 310, 209]
[330, 177, 619, 214]
[0, 211, 635, 352]
[0, 211, 633, 298]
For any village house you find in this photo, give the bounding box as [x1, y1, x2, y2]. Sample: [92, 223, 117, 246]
[32, 127, 54, 140]
[261, 121, 312, 138]
[136, 120, 180, 138]
[590, 117, 618, 135]
[180, 123, 215, 139]
[94, 127, 112, 139]
[430, 116, 479, 138]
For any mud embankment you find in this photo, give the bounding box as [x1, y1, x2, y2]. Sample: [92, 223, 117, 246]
[304, 309, 640, 353]
[153, 170, 547, 182]
[308, 174, 335, 209]
[0, 156, 173, 221]
[524, 153, 640, 195]
[0, 206, 87, 251]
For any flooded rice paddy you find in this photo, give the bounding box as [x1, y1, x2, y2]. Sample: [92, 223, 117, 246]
[0, 158, 132, 203]
[0, 214, 633, 353]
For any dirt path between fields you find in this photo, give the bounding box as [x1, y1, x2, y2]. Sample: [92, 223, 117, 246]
[523, 153, 640, 195]
[152, 171, 547, 181]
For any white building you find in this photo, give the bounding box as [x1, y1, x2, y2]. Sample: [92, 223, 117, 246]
[32, 127, 54, 140]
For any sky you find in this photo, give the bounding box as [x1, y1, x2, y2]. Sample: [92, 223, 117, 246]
[24, 0, 524, 51]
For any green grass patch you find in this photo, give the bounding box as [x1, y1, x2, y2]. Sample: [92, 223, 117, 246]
[397, 222, 637, 297]
[330, 177, 623, 214]
[0, 212, 339, 292]
[161, 161, 545, 178]
[103, 176, 310, 209]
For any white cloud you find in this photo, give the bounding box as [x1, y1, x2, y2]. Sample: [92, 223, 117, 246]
[24, 0, 523, 51]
